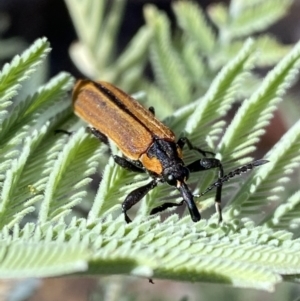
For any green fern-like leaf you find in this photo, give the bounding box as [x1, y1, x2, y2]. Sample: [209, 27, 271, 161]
[228, 0, 293, 38]
[39, 128, 103, 223]
[265, 190, 300, 231]
[173, 1, 216, 54]
[218, 42, 300, 220]
[1, 217, 300, 292]
[65, 0, 150, 90]
[184, 39, 255, 149]
[145, 5, 191, 107]
[225, 118, 300, 221]
[218, 40, 300, 162]
[1, 0, 300, 293]
[210, 35, 293, 70]
[0, 37, 50, 108]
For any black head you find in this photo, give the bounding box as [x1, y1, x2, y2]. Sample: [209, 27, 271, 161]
[163, 164, 201, 222]
[163, 164, 190, 187]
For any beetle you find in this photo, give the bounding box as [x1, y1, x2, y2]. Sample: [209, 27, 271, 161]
[72, 79, 268, 223]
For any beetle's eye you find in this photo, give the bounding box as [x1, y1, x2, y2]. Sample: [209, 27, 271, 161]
[166, 174, 176, 186]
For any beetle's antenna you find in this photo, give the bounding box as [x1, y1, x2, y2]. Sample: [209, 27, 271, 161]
[197, 159, 269, 197]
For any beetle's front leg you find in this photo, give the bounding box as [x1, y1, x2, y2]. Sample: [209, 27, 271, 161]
[186, 158, 224, 223]
[150, 200, 184, 216]
[122, 180, 158, 223]
[177, 137, 215, 157]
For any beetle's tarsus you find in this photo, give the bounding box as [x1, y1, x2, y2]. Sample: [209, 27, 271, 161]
[54, 129, 73, 136]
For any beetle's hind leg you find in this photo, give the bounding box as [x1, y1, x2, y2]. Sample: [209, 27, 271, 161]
[55, 126, 106, 138]
[177, 137, 215, 157]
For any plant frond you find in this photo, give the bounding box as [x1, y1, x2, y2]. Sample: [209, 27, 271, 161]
[1, 217, 300, 291]
[218, 40, 300, 163]
[93, 0, 126, 68]
[0, 223, 89, 277]
[172, 1, 216, 54]
[0, 78, 74, 228]
[0, 72, 74, 191]
[144, 5, 191, 106]
[228, 0, 293, 38]
[210, 35, 292, 70]
[64, 0, 107, 55]
[224, 118, 300, 220]
[112, 27, 152, 90]
[264, 191, 300, 231]
[184, 38, 254, 152]
[0, 37, 50, 112]
[141, 81, 174, 119]
[0, 72, 73, 142]
[65, 0, 133, 83]
[179, 41, 206, 94]
[207, 3, 229, 32]
[38, 128, 103, 223]
[254, 35, 293, 67]
[66, 0, 151, 92]
[0, 132, 41, 229]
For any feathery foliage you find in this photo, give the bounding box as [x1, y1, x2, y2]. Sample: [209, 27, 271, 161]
[64, 0, 151, 91]
[225, 118, 300, 222]
[0, 0, 299, 295]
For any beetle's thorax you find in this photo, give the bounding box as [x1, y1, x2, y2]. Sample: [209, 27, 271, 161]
[139, 138, 186, 180]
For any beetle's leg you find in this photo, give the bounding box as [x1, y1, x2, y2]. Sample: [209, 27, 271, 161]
[177, 137, 215, 157]
[186, 158, 223, 173]
[113, 155, 145, 173]
[87, 125, 145, 172]
[87, 128, 144, 173]
[54, 129, 73, 136]
[148, 106, 155, 115]
[186, 158, 224, 223]
[150, 200, 184, 215]
[122, 180, 158, 223]
[88, 127, 145, 173]
[87, 127, 109, 144]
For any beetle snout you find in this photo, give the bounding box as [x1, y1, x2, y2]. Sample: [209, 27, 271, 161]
[178, 182, 201, 222]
